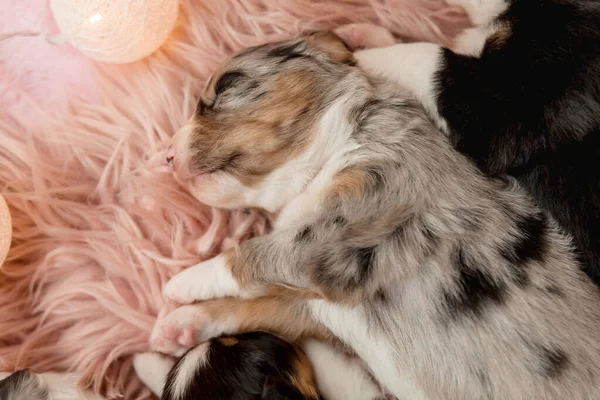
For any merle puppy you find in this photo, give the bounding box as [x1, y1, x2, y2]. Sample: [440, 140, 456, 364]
[146, 30, 600, 399]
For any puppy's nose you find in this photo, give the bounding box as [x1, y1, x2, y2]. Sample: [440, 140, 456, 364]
[166, 123, 194, 179]
[166, 146, 175, 165]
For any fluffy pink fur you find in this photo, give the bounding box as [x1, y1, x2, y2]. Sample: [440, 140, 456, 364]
[0, 0, 468, 398]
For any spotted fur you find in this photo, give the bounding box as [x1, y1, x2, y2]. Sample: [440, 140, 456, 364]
[159, 30, 600, 399]
[346, 0, 600, 288]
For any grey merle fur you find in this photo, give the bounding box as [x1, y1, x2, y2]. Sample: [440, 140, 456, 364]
[165, 32, 600, 399]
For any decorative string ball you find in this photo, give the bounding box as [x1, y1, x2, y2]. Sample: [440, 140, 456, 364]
[49, 0, 179, 63]
[0, 195, 11, 268]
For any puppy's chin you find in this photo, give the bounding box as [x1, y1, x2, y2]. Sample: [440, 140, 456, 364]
[183, 172, 251, 210]
[185, 172, 298, 214]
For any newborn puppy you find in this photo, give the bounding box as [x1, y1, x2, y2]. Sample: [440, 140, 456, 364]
[136, 332, 320, 400]
[154, 31, 600, 399]
[135, 331, 383, 400]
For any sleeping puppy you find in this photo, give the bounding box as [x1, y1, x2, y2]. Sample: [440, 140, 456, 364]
[148, 31, 600, 399]
[136, 332, 320, 400]
[335, 0, 600, 286]
[134, 331, 383, 400]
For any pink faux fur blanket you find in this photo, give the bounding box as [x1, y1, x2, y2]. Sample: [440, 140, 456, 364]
[0, 1, 468, 398]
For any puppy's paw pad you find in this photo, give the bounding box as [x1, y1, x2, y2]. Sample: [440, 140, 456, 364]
[335, 23, 397, 50]
[150, 305, 208, 356]
[178, 326, 197, 347]
[150, 323, 195, 357]
[160, 325, 179, 339]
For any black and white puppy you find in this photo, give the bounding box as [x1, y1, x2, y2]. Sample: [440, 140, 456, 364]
[338, 0, 600, 285]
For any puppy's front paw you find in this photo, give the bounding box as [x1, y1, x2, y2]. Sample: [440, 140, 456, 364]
[334, 23, 397, 51]
[150, 304, 199, 356]
[163, 254, 241, 303]
[150, 303, 237, 356]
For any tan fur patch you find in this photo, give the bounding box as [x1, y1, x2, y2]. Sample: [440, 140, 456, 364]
[198, 296, 333, 342]
[307, 31, 354, 64]
[289, 345, 320, 399]
[217, 336, 239, 347]
[189, 69, 324, 188]
[487, 22, 512, 50]
[328, 167, 370, 202]
[262, 285, 323, 301]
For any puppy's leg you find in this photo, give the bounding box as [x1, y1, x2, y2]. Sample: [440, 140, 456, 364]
[150, 296, 332, 357]
[302, 339, 383, 400]
[163, 163, 422, 306]
[133, 353, 175, 398]
[163, 253, 252, 303]
[149, 299, 380, 399]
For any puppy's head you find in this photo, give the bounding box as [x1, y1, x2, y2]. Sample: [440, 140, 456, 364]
[161, 332, 321, 400]
[167, 31, 356, 211]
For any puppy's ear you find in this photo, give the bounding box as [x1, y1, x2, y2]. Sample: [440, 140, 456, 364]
[306, 31, 354, 65]
[261, 376, 309, 400]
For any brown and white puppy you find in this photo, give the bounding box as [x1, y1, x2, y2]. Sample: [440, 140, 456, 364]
[150, 31, 600, 399]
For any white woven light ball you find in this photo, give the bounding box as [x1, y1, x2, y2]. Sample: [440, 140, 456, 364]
[49, 0, 179, 63]
[0, 194, 11, 268]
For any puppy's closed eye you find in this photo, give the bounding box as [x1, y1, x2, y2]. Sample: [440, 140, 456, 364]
[207, 152, 242, 174]
[214, 71, 246, 96]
